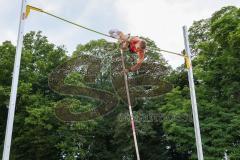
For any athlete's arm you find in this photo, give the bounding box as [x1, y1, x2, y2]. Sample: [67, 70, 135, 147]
[129, 50, 144, 72]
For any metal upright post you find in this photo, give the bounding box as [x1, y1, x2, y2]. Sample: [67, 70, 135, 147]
[120, 49, 140, 160]
[2, 0, 27, 160]
[183, 26, 204, 160]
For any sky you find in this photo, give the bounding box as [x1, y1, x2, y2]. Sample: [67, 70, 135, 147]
[0, 0, 239, 68]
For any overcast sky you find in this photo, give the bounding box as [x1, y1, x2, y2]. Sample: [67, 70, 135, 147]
[0, 0, 239, 68]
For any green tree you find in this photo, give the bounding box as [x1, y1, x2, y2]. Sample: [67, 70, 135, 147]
[160, 6, 240, 160]
[58, 38, 173, 160]
[0, 31, 67, 160]
[1, 32, 174, 160]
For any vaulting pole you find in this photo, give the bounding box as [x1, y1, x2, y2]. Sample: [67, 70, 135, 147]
[183, 26, 204, 160]
[2, 0, 27, 159]
[120, 49, 140, 160]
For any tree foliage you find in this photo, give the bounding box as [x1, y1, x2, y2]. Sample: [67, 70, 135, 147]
[160, 6, 240, 160]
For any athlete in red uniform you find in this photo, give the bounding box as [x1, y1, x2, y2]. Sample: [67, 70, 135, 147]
[109, 29, 146, 73]
[128, 36, 146, 72]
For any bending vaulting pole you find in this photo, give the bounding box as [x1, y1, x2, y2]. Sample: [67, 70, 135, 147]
[2, 0, 27, 160]
[183, 26, 204, 160]
[120, 49, 141, 160]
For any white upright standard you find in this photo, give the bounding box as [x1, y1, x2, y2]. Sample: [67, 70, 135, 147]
[2, 0, 27, 160]
[183, 26, 204, 160]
